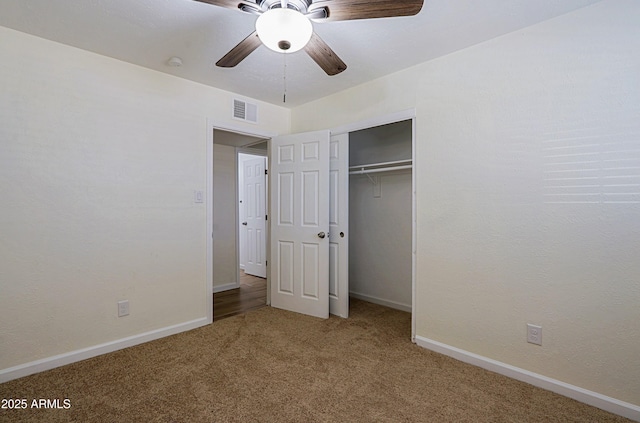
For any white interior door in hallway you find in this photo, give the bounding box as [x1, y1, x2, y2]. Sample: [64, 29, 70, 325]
[242, 156, 267, 278]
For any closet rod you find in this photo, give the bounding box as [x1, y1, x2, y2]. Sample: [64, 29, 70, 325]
[348, 159, 412, 171]
[349, 165, 413, 175]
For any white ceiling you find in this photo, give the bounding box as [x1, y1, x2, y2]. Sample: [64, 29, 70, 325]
[0, 0, 603, 108]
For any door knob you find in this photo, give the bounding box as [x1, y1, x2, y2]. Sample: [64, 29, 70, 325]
[242, 222, 248, 226]
[317, 232, 326, 239]
[340, 232, 345, 238]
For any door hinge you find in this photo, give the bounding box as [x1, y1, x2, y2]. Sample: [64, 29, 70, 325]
[265, 169, 268, 175]
[265, 214, 268, 220]
[266, 260, 268, 266]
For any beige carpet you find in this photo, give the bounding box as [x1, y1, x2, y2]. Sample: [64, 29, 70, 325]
[0, 300, 632, 422]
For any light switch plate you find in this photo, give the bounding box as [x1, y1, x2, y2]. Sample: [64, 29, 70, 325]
[194, 190, 204, 203]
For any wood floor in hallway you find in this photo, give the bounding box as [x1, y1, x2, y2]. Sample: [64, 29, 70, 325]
[213, 270, 267, 321]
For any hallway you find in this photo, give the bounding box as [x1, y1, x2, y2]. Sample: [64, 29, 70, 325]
[213, 270, 267, 321]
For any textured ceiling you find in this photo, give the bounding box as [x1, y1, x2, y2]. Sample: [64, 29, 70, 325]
[0, 0, 603, 107]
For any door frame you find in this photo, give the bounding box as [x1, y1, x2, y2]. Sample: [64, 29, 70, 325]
[328, 109, 417, 341]
[206, 119, 276, 324]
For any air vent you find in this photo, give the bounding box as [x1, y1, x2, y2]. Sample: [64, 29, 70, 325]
[233, 99, 258, 123]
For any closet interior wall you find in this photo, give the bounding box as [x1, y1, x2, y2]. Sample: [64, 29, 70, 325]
[348, 120, 413, 312]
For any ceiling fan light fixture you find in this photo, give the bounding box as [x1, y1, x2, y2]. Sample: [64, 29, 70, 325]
[255, 8, 312, 53]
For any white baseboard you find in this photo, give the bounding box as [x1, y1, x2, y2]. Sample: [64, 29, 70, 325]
[0, 317, 208, 384]
[349, 291, 411, 313]
[414, 336, 640, 422]
[213, 282, 239, 293]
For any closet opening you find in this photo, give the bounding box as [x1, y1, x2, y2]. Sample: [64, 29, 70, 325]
[347, 119, 413, 313]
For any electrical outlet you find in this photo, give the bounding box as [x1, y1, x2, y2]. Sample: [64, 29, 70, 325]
[118, 300, 130, 317]
[527, 323, 542, 345]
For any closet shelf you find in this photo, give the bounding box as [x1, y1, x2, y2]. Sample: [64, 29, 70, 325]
[348, 159, 412, 175]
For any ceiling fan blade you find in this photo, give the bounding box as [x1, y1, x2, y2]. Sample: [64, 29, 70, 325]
[216, 31, 262, 68]
[309, 0, 423, 22]
[304, 32, 347, 76]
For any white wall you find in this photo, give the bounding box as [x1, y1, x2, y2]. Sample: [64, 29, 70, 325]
[213, 144, 238, 290]
[292, 0, 640, 409]
[349, 172, 412, 310]
[0, 27, 289, 374]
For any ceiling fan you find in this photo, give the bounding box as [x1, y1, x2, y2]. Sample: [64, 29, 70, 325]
[195, 0, 424, 76]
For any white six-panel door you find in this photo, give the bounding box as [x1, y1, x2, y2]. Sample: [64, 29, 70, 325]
[270, 131, 330, 318]
[329, 133, 349, 318]
[243, 156, 267, 278]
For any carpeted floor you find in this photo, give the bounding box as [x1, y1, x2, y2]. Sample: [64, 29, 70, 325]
[0, 299, 632, 422]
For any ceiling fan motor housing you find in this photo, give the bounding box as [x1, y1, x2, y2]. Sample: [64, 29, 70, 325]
[260, 0, 311, 13]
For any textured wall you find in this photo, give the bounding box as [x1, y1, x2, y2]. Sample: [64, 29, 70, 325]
[0, 27, 288, 370]
[292, 0, 640, 406]
[213, 144, 237, 289]
[349, 172, 412, 309]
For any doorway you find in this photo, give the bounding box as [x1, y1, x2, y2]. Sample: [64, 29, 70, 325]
[347, 119, 413, 312]
[210, 128, 270, 321]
